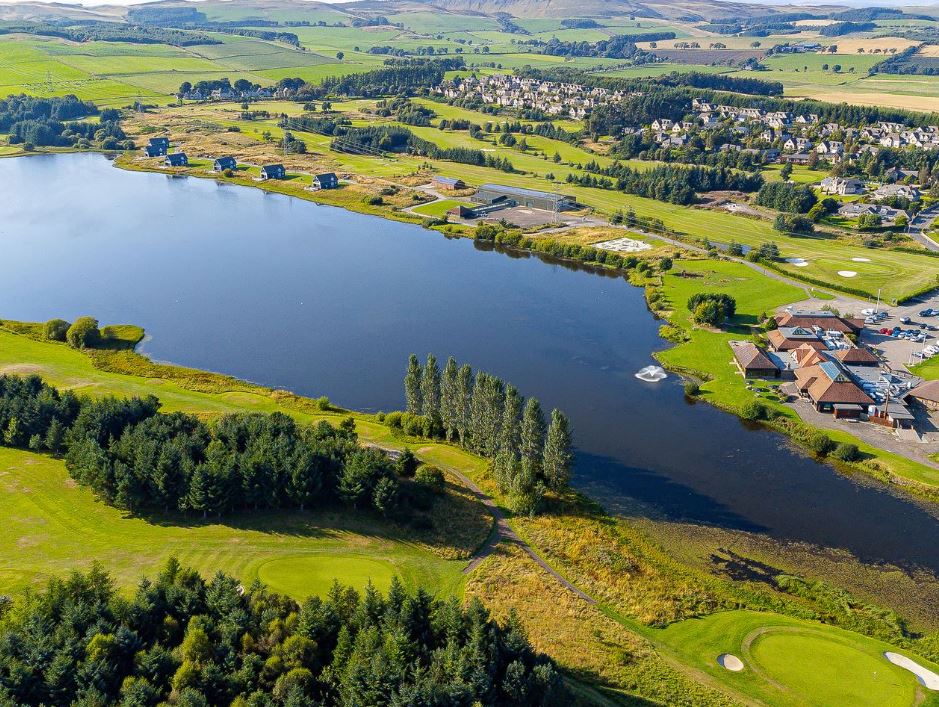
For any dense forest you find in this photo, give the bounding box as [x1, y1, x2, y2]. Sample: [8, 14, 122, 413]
[399, 355, 573, 514]
[0, 21, 218, 46]
[313, 59, 465, 98]
[0, 559, 564, 705]
[755, 181, 818, 213]
[0, 95, 128, 149]
[818, 21, 877, 36]
[0, 375, 428, 519]
[570, 161, 763, 205]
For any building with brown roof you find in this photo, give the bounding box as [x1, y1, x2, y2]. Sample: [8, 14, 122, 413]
[833, 347, 880, 366]
[909, 380, 939, 411]
[775, 310, 864, 335]
[767, 326, 826, 352]
[794, 361, 874, 417]
[729, 341, 781, 378]
[792, 343, 827, 368]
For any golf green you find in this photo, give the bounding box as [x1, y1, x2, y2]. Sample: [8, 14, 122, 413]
[747, 629, 915, 707]
[257, 555, 398, 599]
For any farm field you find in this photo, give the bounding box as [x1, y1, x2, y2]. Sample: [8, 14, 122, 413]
[0, 32, 352, 105]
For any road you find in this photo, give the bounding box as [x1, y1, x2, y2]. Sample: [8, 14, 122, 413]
[908, 203, 939, 252]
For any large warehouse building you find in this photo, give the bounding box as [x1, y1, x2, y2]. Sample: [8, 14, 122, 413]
[472, 184, 577, 212]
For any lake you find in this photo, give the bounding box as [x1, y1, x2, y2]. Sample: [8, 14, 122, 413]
[2, 153, 937, 572]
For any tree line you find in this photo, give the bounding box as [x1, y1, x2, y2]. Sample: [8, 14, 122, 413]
[400, 355, 573, 514]
[311, 59, 466, 99]
[527, 32, 675, 61]
[0, 559, 564, 705]
[0, 375, 425, 520]
[0, 95, 128, 149]
[568, 161, 762, 205]
[0, 21, 218, 46]
[330, 125, 515, 172]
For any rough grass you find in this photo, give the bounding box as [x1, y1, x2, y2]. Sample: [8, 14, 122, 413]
[465, 544, 738, 706]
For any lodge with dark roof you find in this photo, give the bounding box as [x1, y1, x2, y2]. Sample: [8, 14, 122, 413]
[729, 341, 781, 378]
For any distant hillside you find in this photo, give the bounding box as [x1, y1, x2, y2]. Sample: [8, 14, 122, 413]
[0, 0, 882, 25]
[0, 2, 125, 22]
[343, 0, 836, 21]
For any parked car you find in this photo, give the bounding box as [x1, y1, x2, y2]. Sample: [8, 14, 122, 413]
[900, 316, 911, 324]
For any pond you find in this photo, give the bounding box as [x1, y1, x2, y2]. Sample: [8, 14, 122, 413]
[2, 153, 937, 572]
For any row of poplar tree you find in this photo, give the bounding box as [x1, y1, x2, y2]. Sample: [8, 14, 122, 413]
[403, 354, 574, 512]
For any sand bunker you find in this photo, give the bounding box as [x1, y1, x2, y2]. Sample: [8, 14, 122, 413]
[785, 257, 809, 267]
[884, 652, 939, 690]
[717, 654, 744, 672]
[635, 365, 667, 383]
[852, 257, 872, 263]
[595, 237, 652, 253]
[838, 270, 858, 278]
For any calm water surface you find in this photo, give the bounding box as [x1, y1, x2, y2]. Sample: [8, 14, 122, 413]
[2, 153, 937, 571]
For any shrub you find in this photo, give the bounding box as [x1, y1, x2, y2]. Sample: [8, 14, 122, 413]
[740, 399, 767, 421]
[43, 319, 70, 342]
[414, 464, 445, 489]
[66, 317, 101, 349]
[832, 442, 860, 462]
[808, 431, 835, 456]
[363, 195, 384, 206]
[396, 448, 419, 478]
[315, 396, 331, 411]
[683, 381, 700, 396]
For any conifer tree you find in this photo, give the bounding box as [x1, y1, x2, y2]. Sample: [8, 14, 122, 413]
[420, 353, 441, 421]
[519, 398, 546, 475]
[455, 364, 473, 446]
[499, 385, 522, 456]
[440, 357, 459, 441]
[542, 409, 573, 491]
[404, 354, 422, 415]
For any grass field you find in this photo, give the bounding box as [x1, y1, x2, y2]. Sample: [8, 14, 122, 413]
[412, 198, 471, 217]
[653, 610, 939, 707]
[0, 326, 495, 599]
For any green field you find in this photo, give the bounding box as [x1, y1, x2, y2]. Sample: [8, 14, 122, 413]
[653, 610, 939, 707]
[412, 198, 472, 217]
[0, 325, 497, 599]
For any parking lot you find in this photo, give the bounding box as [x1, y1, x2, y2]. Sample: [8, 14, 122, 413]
[860, 292, 939, 371]
[790, 291, 939, 372]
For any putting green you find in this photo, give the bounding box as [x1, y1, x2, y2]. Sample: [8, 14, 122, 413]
[654, 611, 938, 707]
[747, 629, 914, 707]
[257, 555, 397, 599]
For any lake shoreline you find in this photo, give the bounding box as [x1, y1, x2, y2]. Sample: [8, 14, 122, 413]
[101, 150, 939, 506]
